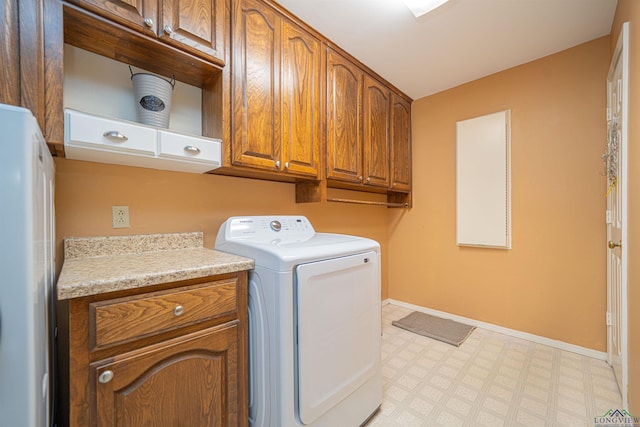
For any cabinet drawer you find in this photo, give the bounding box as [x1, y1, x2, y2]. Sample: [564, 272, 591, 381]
[65, 109, 157, 155]
[158, 130, 222, 166]
[90, 279, 237, 350]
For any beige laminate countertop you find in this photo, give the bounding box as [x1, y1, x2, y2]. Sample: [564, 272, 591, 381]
[57, 232, 254, 300]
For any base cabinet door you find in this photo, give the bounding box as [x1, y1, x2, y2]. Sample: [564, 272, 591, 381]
[91, 323, 240, 426]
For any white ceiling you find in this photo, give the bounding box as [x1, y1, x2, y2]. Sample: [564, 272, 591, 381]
[276, 0, 618, 100]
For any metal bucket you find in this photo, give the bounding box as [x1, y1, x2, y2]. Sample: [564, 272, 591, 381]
[130, 66, 175, 128]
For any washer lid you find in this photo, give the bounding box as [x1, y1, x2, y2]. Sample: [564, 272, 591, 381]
[215, 216, 380, 270]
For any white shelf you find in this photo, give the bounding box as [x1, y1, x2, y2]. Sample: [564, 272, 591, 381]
[64, 109, 221, 174]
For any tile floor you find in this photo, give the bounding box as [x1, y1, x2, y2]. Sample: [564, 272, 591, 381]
[366, 303, 622, 427]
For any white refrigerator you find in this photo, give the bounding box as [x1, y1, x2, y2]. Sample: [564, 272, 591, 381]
[0, 104, 55, 426]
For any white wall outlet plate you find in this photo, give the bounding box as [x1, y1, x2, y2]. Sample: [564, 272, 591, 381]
[112, 206, 130, 228]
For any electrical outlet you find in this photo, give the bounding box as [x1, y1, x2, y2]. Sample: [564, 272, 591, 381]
[112, 206, 130, 228]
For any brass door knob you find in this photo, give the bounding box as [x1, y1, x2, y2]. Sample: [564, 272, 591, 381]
[608, 240, 622, 249]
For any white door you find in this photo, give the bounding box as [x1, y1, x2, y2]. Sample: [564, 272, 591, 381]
[295, 251, 380, 425]
[606, 22, 628, 408]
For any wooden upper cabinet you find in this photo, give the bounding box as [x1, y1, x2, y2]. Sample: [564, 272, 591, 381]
[232, 0, 280, 170]
[230, 0, 320, 178]
[66, 0, 156, 34]
[281, 19, 322, 177]
[159, 0, 226, 66]
[327, 48, 363, 183]
[327, 50, 393, 190]
[391, 94, 412, 192]
[68, 0, 226, 65]
[363, 75, 390, 188]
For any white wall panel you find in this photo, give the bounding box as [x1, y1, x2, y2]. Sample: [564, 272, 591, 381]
[456, 110, 511, 248]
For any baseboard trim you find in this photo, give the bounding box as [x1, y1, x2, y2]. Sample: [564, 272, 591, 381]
[383, 298, 607, 361]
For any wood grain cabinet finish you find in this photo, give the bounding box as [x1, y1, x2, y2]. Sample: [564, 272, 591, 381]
[281, 19, 322, 177]
[327, 49, 393, 190]
[90, 279, 237, 349]
[391, 94, 412, 192]
[363, 75, 391, 188]
[1, 0, 46, 133]
[63, 273, 248, 427]
[67, 0, 226, 65]
[326, 48, 363, 183]
[230, 0, 321, 178]
[91, 324, 239, 426]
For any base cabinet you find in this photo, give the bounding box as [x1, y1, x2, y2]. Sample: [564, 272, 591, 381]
[92, 324, 239, 426]
[61, 273, 248, 427]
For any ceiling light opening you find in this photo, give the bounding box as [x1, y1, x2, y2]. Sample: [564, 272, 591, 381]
[402, 0, 450, 17]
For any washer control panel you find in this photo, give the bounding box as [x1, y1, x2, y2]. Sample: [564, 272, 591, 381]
[224, 216, 315, 242]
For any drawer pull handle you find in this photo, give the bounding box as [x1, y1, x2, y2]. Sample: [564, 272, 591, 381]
[174, 305, 185, 316]
[103, 131, 128, 143]
[99, 370, 114, 384]
[183, 145, 201, 155]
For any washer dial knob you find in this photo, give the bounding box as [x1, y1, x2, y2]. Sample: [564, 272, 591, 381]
[270, 220, 282, 232]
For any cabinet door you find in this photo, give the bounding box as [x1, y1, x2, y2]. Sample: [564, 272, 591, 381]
[280, 20, 322, 178]
[160, 0, 226, 64]
[91, 323, 240, 426]
[391, 94, 412, 192]
[68, 0, 158, 36]
[363, 75, 390, 188]
[231, 0, 281, 170]
[327, 49, 362, 183]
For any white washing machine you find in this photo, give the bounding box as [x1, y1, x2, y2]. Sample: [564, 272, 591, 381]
[215, 216, 382, 426]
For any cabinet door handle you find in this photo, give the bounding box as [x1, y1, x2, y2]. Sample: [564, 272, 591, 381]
[284, 162, 289, 169]
[183, 145, 201, 155]
[144, 17, 154, 27]
[275, 161, 281, 169]
[366, 177, 371, 183]
[164, 25, 173, 35]
[98, 370, 114, 384]
[103, 131, 128, 142]
[174, 305, 185, 316]
[358, 175, 363, 181]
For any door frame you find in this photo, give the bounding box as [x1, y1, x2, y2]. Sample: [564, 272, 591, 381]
[606, 21, 629, 409]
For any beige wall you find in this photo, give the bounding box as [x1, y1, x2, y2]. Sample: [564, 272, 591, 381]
[388, 37, 610, 351]
[54, 159, 391, 297]
[611, 0, 640, 414]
